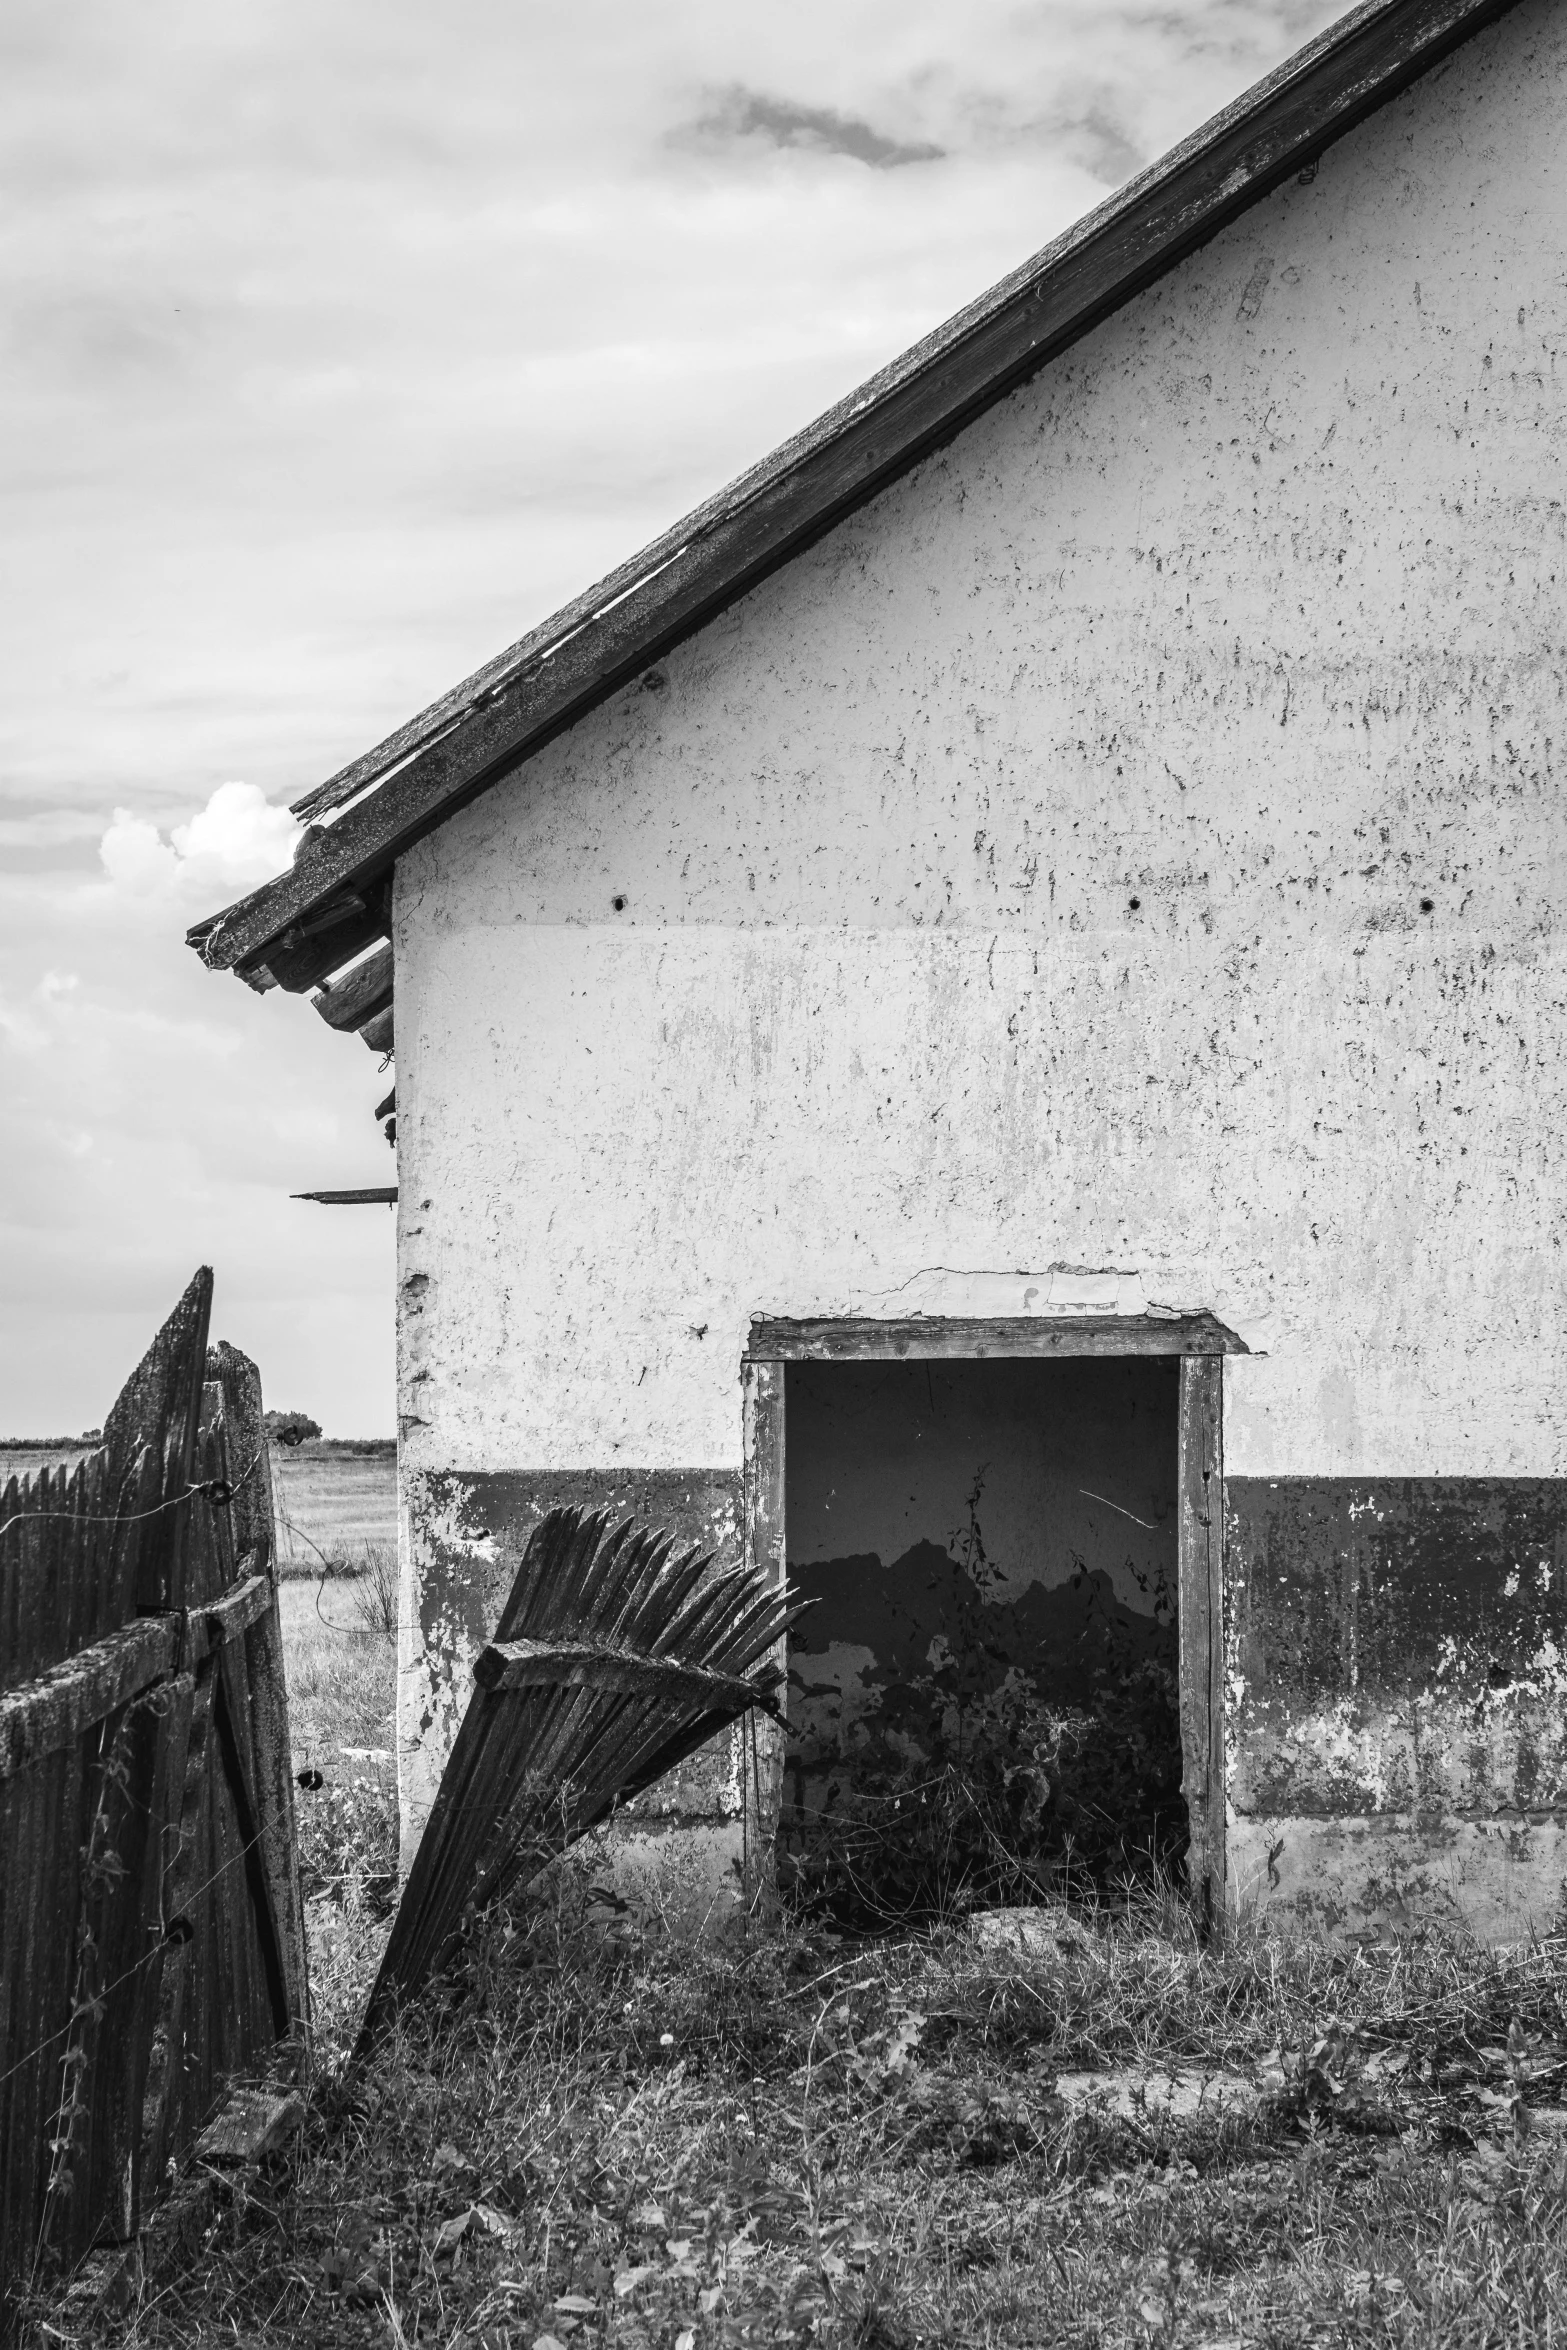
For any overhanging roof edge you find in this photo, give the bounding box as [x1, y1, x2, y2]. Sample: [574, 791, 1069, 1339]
[188, 0, 1519, 978]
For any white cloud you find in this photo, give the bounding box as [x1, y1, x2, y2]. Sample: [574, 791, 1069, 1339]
[99, 781, 300, 902]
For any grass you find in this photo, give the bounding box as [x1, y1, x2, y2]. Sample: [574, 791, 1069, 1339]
[271, 1447, 397, 1569]
[28, 1565, 1567, 2350]
[276, 1559, 401, 2000]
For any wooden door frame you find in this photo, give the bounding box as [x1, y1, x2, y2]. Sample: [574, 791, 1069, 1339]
[740, 1312, 1239, 1916]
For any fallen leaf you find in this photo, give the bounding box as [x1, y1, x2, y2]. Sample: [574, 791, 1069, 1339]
[433, 2209, 476, 2256]
[473, 2203, 519, 2243]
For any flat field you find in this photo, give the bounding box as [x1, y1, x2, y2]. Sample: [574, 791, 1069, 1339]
[0, 1443, 95, 1487]
[270, 1442, 397, 1568]
[0, 1437, 396, 1570]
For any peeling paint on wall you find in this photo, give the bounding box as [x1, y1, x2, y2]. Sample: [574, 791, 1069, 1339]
[1229, 1478, 1567, 1817]
[1228, 1479, 1567, 1935]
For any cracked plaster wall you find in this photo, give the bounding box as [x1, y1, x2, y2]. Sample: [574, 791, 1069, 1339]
[391, 0, 1567, 1925]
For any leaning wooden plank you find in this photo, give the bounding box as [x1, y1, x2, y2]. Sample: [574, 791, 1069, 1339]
[0, 1618, 179, 1781]
[357, 1506, 803, 2051]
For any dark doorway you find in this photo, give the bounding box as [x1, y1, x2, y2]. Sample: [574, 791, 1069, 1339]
[779, 1354, 1186, 1921]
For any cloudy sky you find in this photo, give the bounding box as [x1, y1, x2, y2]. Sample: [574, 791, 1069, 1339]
[1, 0, 1341, 1436]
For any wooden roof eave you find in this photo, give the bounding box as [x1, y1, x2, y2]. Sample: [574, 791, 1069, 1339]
[186, 0, 1518, 994]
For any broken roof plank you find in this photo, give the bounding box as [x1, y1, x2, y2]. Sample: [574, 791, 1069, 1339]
[188, 0, 1519, 980]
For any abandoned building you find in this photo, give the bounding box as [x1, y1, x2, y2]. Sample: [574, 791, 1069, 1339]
[192, 0, 1567, 1939]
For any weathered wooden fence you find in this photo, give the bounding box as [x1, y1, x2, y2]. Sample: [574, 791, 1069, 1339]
[0, 1270, 305, 2333]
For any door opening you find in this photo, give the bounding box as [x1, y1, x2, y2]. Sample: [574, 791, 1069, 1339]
[777, 1354, 1183, 1923]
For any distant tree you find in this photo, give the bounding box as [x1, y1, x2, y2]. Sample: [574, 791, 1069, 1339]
[265, 1409, 321, 1447]
[80, 1427, 102, 1443]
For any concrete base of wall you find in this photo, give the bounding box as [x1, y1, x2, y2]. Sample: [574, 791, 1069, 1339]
[1230, 1812, 1567, 1944]
[571, 1816, 752, 1933]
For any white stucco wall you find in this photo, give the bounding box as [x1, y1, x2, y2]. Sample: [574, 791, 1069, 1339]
[391, 0, 1567, 1921]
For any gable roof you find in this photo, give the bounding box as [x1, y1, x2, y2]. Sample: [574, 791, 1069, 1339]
[189, 0, 1518, 1018]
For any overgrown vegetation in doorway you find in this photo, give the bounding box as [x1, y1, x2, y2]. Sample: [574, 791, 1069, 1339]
[778, 1655, 1186, 1929]
[780, 1476, 1186, 1930]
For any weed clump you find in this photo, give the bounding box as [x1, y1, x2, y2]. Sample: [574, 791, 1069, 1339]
[780, 1657, 1186, 1930]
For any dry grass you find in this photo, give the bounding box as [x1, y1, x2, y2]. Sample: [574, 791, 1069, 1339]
[28, 1592, 1567, 2350]
[276, 1570, 400, 1971]
[270, 1444, 396, 1570]
[56, 1898, 1567, 2347]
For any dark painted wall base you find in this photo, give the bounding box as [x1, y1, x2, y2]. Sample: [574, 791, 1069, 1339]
[1228, 1478, 1567, 1816]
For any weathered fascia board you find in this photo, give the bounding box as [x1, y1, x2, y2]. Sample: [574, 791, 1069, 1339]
[186, 0, 1518, 979]
[0, 1616, 178, 1781]
[746, 1313, 1248, 1361]
[311, 941, 393, 1034]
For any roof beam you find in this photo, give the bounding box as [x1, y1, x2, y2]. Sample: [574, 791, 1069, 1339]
[311, 942, 393, 1035]
[291, 1188, 398, 1206]
[202, 884, 391, 996]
